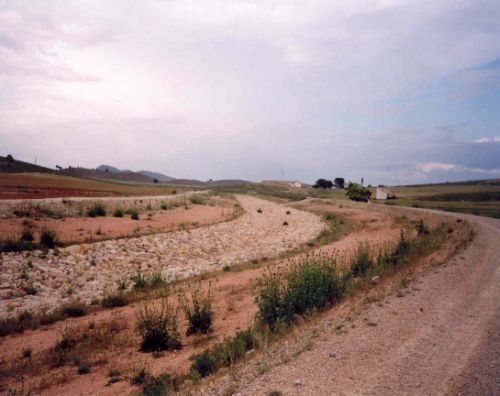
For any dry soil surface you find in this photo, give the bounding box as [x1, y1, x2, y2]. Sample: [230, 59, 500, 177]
[197, 211, 500, 396]
[0, 196, 323, 317]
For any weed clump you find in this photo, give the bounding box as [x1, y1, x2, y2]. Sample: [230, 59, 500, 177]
[257, 254, 343, 330]
[113, 208, 124, 217]
[136, 299, 181, 352]
[189, 195, 205, 205]
[20, 222, 35, 242]
[142, 373, 176, 395]
[78, 362, 91, 374]
[102, 293, 128, 308]
[180, 283, 213, 336]
[87, 202, 106, 217]
[190, 329, 256, 378]
[39, 226, 58, 249]
[129, 208, 140, 220]
[62, 302, 87, 317]
[348, 242, 373, 278]
[415, 219, 429, 235]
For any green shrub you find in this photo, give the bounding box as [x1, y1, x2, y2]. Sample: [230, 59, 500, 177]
[142, 373, 175, 396]
[39, 226, 58, 249]
[345, 182, 371, 202]
[132, 271, 148, 288]
[324, 213, 335, 221]
[130, 208, 140, 220]
[62, 303, 87, 317]
[190, 329, 256, 378]
[190, 350, 216, 377]
[415, 219, 429, 235]
[136, 299, 181, 352]
[113, 208, 124, 217]
[78, 362, 91, 374]
[189, 195, 205, 205]
[20, 223, 34, 242]
[257, 254, 343, 329]
[148, 271, 165, 287]
[22, 347, 33, 358]
[102, 293, 128, 308]
[131, 366, 148, 385]
[180, 283, 213, 336]
[87, 202, 106, 217]
[348, 243, 373, 277]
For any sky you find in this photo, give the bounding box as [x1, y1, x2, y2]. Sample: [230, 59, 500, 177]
[1, 0, 499, 185]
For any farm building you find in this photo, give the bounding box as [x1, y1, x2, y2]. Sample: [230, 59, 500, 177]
[376, 186, 395, 200]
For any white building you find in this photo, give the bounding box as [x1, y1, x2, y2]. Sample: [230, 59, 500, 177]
[376, 187, 395, 200]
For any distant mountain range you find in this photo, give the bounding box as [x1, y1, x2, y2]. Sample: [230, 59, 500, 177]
[95, 165, 175, 181]
[0, 155, 251, 186]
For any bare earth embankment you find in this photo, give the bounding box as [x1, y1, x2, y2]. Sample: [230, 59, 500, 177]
[197, 210, 500, 396]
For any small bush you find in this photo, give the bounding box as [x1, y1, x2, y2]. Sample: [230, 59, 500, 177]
[180, 283, 213, 336]
[130, 208, 140, 220]
[282, 221, 289, 226]
[190, 329, 256, 378]
[22, 347, 33, 358]
[345, 182, 371, 202]
[257, 209, 263, 213]
[87, 202, 106, 217]
[102, 293, 128, 308]
[348, 243, 373, 278]
[20, 223, 34, 242]
[131, 366, 148, 385]
[142, 373, 175, 396]
[415, 219, 429, 235]
[190, 350, 216, 377]
[132, 271, 147, 288]
[39, 226, 58, 249]
[189, 195, 205, 205]
[257, 254, 343, 329]
[136, 299, 181, 352]
[148, 271, 165, 287]
[113, 208, 124, 217]
[78, 362, 91, 374]
[324, 213, 335, 221]
[62, 303, 87, 317]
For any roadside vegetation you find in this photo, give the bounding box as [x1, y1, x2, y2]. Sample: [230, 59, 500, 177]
[0, 224, 60, 253]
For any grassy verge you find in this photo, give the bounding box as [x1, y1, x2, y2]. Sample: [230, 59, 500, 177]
[186, 220, 454, 384]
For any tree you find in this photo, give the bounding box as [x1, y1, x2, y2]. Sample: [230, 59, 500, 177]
[153, 178, 159, 183]
[345, 182, 371, 202]
[313, 178, 333, 189]
[6, 154, 14, 163]
[334, 177, 345, 189]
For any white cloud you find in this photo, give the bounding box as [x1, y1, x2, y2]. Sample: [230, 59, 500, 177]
[0, 1, 500, 184]
[474, 136, 500, 143]
[416, 162, 457, 173]
[416, 162, 500, 175]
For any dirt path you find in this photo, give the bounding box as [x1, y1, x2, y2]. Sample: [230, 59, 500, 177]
[198, 212, 500, 395]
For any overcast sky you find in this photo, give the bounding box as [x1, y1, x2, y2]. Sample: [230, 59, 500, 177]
[1, 0, 499, 185]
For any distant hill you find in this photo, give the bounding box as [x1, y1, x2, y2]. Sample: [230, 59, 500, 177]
[138, 170, 175, 182]
[96, 165, 122, 173]
[62, 167, 155, 183]
[0, 155, 56, 174]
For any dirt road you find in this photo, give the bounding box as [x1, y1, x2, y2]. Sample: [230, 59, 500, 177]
[200, 211, 500, 395]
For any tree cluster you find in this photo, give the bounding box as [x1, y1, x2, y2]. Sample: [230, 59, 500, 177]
[313, 177, 345, 189]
